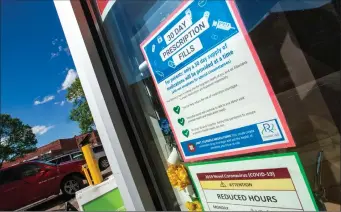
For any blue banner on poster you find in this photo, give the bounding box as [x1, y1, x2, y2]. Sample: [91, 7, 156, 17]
[143, 0, 239, 83]
[181, 119, 284, 157]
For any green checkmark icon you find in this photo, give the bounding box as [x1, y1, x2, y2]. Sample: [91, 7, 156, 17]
[178, 118, 185, 126]
[182, 129, 189, 138]
[173, 106, 180, 114]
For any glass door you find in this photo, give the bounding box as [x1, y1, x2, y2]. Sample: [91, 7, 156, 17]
[85, 0, 340, 210]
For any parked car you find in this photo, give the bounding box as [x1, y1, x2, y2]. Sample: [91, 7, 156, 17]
[47, 151, 84, 165]
[0, 160, 85, 211]
[48, 144, 110, 171]
[92, 145, 110, 171]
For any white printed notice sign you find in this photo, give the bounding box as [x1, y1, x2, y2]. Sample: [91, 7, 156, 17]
[140, 0, 295, 162]
[186, 152, 318, 211]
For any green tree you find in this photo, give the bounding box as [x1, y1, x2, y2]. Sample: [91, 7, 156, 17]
[66, 78, 95, 133]
[0, 114, 37, 168]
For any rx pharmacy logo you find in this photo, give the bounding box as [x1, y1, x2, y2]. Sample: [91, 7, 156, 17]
[261, 122, 275, 134]
[257, 120, 282, 142]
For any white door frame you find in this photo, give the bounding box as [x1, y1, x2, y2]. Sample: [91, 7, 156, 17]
[53, 1, 155, 210]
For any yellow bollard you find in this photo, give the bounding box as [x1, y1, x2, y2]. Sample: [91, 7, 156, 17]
[79, 135, 103, 185]
[82, 164, 93, 185]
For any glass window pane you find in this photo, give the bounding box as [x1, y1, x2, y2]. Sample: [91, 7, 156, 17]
[93, 145, 104, 153]
[96, 0, 340, 210]
[71, 152, 84, 160]
[0, 168, 20, 184]
[60, 155, 71, 164]
[19, 164, 40, 178]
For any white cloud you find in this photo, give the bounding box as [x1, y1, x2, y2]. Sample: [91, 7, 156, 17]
[59, 69, 78, 91]
[55, 101, 65, 106]
[34, 95, 55, 105]
[64, 47, 71, 56]
[50, 52, 60, 59]
[52, 38, 58, 46]
[50, 38, 70, 59]
[32, 125, 55, 136]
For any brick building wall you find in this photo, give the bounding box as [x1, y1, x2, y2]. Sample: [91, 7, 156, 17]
[1, 131, 100, 168]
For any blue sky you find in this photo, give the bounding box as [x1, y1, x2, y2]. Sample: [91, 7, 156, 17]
[1, 0, 81, 147]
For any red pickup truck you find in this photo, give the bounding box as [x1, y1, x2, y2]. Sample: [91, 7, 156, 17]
[0, 160, 85, 210]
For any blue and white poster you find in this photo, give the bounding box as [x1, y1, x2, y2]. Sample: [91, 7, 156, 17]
[140, 0, 295, 162]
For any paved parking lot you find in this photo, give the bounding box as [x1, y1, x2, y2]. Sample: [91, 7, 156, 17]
[28, 196, 79, 211]
[27, 168, 112, 211]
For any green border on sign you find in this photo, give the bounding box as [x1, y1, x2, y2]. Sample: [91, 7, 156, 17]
[185, 152, 318, 211]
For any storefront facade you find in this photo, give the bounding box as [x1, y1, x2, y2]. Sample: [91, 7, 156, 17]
[54, 0, 340, 211]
